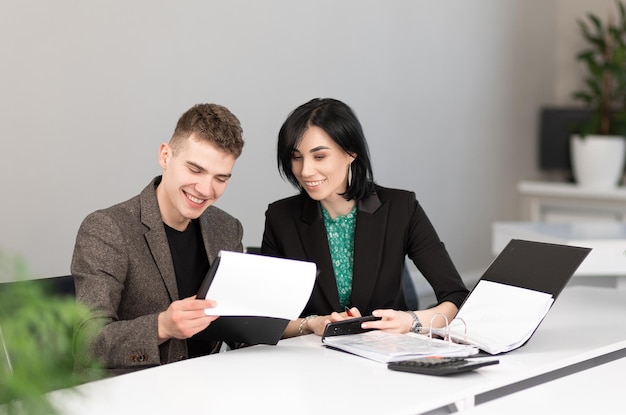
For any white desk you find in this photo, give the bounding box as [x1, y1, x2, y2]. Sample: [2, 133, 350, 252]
[49, 287, 626, 415]
[460, 355, 626, 414]
[492, 221, 626, 288]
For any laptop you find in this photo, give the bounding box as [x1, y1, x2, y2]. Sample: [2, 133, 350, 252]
[195, 255, 289, 347]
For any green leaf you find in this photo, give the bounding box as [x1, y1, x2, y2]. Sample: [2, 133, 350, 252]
[618, 0, 626, 29]
[0, 252, 104, 415]
[587, 12, 603, 34]
[572, 91, 594, 104]
[566, 1, 626, 135]
[578, 18, 605, 49]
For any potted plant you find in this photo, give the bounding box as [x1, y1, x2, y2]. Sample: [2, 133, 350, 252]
[0, 250, 103, 415]
[571, 0, 626, 188]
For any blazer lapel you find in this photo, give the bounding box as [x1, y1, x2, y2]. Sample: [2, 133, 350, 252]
[198, 209, 222, 265]
[296, 197, 342, 310]
[140, 178, 179, 301]
[351, 191, 388, 310]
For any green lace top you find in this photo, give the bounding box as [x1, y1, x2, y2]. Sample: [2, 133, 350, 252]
[322, 205, 357, 308]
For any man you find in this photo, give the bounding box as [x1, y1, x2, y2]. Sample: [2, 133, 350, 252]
[72, 103, 244, 376]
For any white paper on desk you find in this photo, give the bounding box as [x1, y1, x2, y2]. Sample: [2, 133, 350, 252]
[203, 251, 316, 320]
[448, 280, 554, 355]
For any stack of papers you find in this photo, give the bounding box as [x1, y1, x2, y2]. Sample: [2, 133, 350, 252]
[322, 330, 478, 363]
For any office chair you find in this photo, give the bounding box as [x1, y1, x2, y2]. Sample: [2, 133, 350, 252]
[0, 275, 75, 298]
[402, 264, 419, 310]
[245, 246, 262, 255]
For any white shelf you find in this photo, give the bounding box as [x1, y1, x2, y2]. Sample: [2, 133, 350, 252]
[518, 180, 626, 200]
[492, 221, 626, 287]
[517, 180, 626, 222]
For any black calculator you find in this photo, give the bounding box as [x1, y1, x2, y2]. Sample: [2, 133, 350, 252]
[387, 357, 499, 376]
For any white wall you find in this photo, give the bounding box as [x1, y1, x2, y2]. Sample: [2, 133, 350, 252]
[0, 0, 571, 282]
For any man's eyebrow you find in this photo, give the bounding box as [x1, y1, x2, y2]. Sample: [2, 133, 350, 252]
[187, 162, 231, 178]
[187, 161, 207, 172]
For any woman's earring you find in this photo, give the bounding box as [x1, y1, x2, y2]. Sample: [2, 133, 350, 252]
[347, 163, 353, 187]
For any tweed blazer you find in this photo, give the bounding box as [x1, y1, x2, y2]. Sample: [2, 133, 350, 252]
[261, 185, 468, 317]
[72, 176, 243, 377]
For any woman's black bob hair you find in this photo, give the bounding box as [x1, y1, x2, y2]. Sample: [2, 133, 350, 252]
[277, 98, 375, 201]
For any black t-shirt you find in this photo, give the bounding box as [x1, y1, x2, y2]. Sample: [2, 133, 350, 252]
[164, 219, 216, 358]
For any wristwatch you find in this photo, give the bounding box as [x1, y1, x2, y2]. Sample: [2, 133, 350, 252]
[407, 310, 422, 334]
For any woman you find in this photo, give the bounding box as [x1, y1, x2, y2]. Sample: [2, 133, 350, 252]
[262, 98, 468, 338]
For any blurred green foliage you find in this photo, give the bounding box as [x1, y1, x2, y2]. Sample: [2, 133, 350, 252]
[572, 0, 626, 136]
[0, 250, 103, 415]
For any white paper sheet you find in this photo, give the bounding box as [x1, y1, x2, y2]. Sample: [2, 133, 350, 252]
[448, 280, 554, 354]
[202, 251, 316, 320]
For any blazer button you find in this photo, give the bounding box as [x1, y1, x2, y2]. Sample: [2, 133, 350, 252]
[130, 353, 147, 363]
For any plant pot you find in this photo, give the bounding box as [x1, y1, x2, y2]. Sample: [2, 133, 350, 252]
[570, 134, 626, 188]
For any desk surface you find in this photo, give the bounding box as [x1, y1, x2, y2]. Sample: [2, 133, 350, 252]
[461, 355, 626, 414]
[50, 286, 626, 415]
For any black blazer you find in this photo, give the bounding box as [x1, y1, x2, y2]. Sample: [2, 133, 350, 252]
[261, 185, 468, 316]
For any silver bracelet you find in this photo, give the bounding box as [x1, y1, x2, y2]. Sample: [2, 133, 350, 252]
[406, 310, 422, 334]
[298, 315, 318, 335]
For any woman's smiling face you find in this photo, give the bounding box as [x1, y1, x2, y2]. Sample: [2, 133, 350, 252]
[291, 126, 354, 204]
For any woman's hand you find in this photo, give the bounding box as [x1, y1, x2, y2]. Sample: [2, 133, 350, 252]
[360, 309, 413, 333]
[360, 302, 459, 334]
[283, 307, 364, 338]
[303, 307, 363, 336]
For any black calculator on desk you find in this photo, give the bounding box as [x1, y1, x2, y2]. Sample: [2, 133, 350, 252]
[387, 357, 499, 376]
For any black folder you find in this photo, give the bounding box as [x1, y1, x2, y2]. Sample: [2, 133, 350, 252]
[479, 238, 591, 299]
[195, 255, 289, 347]
[448, 239, 592, 354]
